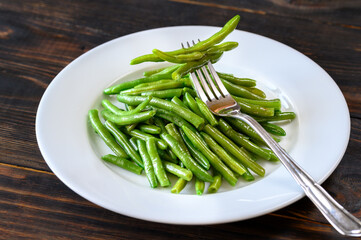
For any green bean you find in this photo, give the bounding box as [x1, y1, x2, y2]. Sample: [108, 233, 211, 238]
[88, 109, 128, 158]
[161, 133, 213, 182]
[158, 149, 178, 164]
[139, 124, 161, 134]
[137, 139, 158, 188]
[218, 119, 272, 160]
[102, 154, 142, 175]
[203, 124, 265, 177]
[146, 138, 170, 187]
[195, 98, 218, 126]
[140, 88, 183, 98]
[227, 118, 266, 143]
[205, 41, 239, 54]
[129, 137, 138, 151]
[101, 100, 125, 115]
[240, 166, 255, 181]
[163, 161, 193, 181]
[104, 65, 180, 94]
[253, 111, 296, 123]
[103, 96, 152, 116]
[143, 66, 167, 77]
[182, 87, 197, 98]
[125, 123, 138, 132]
[171, 178, 188, 194]
[195, 178, 205, 195]
[134, 79, 173, 89]
[127, 129, 168, 150]
[130, 15, 240, 64]
[172, 52, 223, 80]
[104, 121, 143, 167]
[232, 95, 281, 110]
[238, 101, 274, 117]
[222, 79, 264, 100]
[208, 172, 222, 193]
[120, 80, 185, 95]
[102, 109, 156, 126]
[153, 49, 204, 63]
[216, 72, 256, 87]
[117, 95, 205, 129]
[165, 123, 190, 155]
[201, 132, 246, 176]
[171, 96, 189, 109]
[261, 122, 286, 136]
[179, 129, 210, 170]
[184, 92, 203, 117]
[243, 86, 266, 98]
[182, 126, 237, 186]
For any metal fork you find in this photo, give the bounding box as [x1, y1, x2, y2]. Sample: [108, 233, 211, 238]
[185, 42, 361, 237]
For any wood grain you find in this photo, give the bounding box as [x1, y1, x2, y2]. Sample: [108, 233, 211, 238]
[0, 0, 360, 239]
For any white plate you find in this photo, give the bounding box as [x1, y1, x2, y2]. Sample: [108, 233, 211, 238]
[36, 26, 350, 224]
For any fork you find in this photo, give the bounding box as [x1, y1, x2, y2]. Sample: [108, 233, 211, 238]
[185, 41, 361, 237]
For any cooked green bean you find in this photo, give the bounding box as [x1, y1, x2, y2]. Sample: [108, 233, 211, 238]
[139, 124, 161, 134]
[153, 49, 204, 63]
[227, 118, 266, 143]
[102, 154, 142, 175]
[101, 100, 125, 115]
[238, 101, 274, 117]
[161, 133, 213, 182]
[184, 92, 203, 117]
[146, 138, 170, 187]
[143, 66, 167, 77]
[104, 121, 143, 167]
[222, 79, 264, 100]
[140, 88, 183, 98]
[103, 96, 152, 116]
[130, 15, 240, 64]
[102, 109, 156, 125]
[216, 72, 256, 87]
[88, 109, 128, 158]
[117, 95, 205, 129]
[182, 126, 237, 186]
[127, 129, 168, 150]
[243, 86, 266, 98]
[134, 79, 173, 89]
[129, 137, 138, 151]
[253, 111, 296, 123]
[137, 139, 158, 188]
[232, 95, 281, 110]
[195, 98, 218, 126]
[171, 96, 189, 109]
[125, 123, 138, 132]
[208, 172, 222, 193]
[195, 178, 205, 195]
[165, 123, 190, 155]
[171, 178, 188, 194]
[261, 122, 286, 136]
[218, 119, 273, 160]
[104, 65, 180, 94]
[201, 132, 246, 176]
[163, 161, 193, 181]
[182, 87, 197, 98]
[203, 124, 265, 177]
[205, 41, 239, 54]
[121, 80, 185, 95]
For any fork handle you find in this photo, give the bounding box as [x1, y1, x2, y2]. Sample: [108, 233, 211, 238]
[231, 113, 361, 237]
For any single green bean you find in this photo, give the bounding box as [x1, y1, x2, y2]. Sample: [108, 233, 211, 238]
[201, 132, 246, 176]
[152, 49, 204, 63]
[171, 178, 188, 194]
[117, 95, 205, 129]
[146, 138, 170, 187]
[165, 123, 190, 155]
[103, 96, 152, 116]
[171, 96, 189, 109]
[182, 126, 237, 186]
[101, 109, 156, 125]
[139, 124, 161, 134]
[182, 87, 197, 98]
[208, 172, 222, 193]
[243, 86, 266, 98]
[253, 111, 296, 123]
[102, 154, 142, 175]
[203, 124, 265, 177]
[261, 122, 286, 136]
[232, 95, 281, 110]
[161, 133, 213, 182]
[104, 121, 143, 167]
[137, 139, 158, 188]
[222, 79, 264, 100]
[143, 66, 167, 77]
[158, 149, 178, 164]
[129, 137, 138, 151]
[218, 119, 272, 160]
[163, 161, 193, 181]
[120, 80, 184, 95]
[140, 88, 183, 98]
[238, 101, 274, 117]
[195, 178, 205, 195]
[134, 79, 173, 89]
[127, 129, 168, 150]
[227, 118, 266, 143]
[241, 166, 255, 181]
[88, 109, 128, 158]
[101, 100, 125, 115]
[195, 98, 218, 126]
[205, 41, 239, 54]
[125, 123, 138, 132]
[184, 92, 203, 117]
[217, 72, 256, 87]
[104, 65, 180, 94]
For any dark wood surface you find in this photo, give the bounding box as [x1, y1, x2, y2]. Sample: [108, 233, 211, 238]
[1, 0, 360, 239]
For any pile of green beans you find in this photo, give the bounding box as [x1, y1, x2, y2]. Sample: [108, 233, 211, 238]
[88, 15, 296, 195]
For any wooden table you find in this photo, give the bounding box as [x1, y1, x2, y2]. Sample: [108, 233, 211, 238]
[1, 0, 360, 239]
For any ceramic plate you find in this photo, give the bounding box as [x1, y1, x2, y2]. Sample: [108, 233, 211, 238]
[36, 26, 350, 224]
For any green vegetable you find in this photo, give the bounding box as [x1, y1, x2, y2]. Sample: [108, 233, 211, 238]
[101, 109, 156, 125]
[137, 139, 158, 188]
[171, 178, 188, 194]
[146, 138, 170, 187]
[163, 161, 193, 181]
[102, 154, 142, 175]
